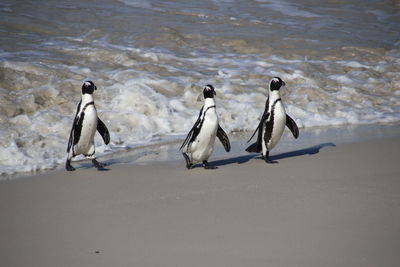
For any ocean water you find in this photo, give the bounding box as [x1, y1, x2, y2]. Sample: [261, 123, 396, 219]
[1, 0, 399, 177]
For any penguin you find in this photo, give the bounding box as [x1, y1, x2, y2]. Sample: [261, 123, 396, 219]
[66, 81, 110, 171]
[246, 77, 299, 163]
[180, 85, 230, 169]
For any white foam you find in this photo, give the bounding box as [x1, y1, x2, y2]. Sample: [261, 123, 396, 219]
[328, 74, 354, 84]
[2, 47, 400, 177]
[118, 0, 153, 9]
[255, 0, 320, 18]
[1, 3, 400, 177]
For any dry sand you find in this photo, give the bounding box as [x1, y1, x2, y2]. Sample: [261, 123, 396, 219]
[1, 136, 400, 267]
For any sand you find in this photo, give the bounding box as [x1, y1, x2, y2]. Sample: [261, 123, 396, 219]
[1, 134, 400, 267]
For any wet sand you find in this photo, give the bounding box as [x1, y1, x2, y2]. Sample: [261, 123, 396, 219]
[1, 136, 400, 267]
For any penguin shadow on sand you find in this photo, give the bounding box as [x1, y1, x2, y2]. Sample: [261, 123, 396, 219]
[75, 150, 165, 171]
[75, 161, 111, 171]
[210, 142, 336, 167]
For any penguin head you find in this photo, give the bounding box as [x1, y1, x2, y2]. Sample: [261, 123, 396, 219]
[203, 84, 216, 99]
[269, 77, 286, 91]
[82, 81, 97, 95]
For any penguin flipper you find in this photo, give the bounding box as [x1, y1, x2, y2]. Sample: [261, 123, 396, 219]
[180, 119, 201, 151]
[247, 111, 269, 143]
[66, 114, 83, 153]
[97, 118, 110, 144]
[180, 108, 203, 151]
[73, 113, 84, 146]
[67, 101, 82, 153]
[67, 121, 75, 153]
[246, 114, 272, 154]
[245, 141, 262, 153]
[286, 115, 299, 139]
[247, 125, 259, 143]
[217, 125, 230, 152]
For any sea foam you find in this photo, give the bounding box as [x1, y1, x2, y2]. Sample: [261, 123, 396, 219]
[1, 0, 399, 177]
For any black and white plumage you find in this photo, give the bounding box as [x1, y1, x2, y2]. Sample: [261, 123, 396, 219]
[66, 81, 110, 171]
[180, 85, 230, 169]
[246, 77, 299, 163]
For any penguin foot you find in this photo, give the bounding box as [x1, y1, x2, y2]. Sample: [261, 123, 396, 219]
[65, 160, 75, 171]
[264, 152, 278, 164]
[203, 161, 218, 169]
[92, 159, 106, 169]
[182, 153, 193, 169]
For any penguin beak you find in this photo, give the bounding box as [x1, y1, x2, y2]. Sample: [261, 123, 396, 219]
[95, 86, 97, 90]
[282, 81, 286, 86]
[214, 91, 216, 96]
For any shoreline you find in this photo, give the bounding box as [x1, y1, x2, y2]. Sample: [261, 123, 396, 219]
[1, 124, 400, 266]
[2, 122, 400, 180]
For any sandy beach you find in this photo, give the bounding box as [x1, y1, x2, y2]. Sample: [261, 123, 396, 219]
[2, 1, 400, 266]
[1, 127, 400, 267]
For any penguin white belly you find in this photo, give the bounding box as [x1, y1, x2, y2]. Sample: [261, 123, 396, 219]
[75, 106, 97, 155]
[189, 112, 218, 163]
[267, 102, 286, 150]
